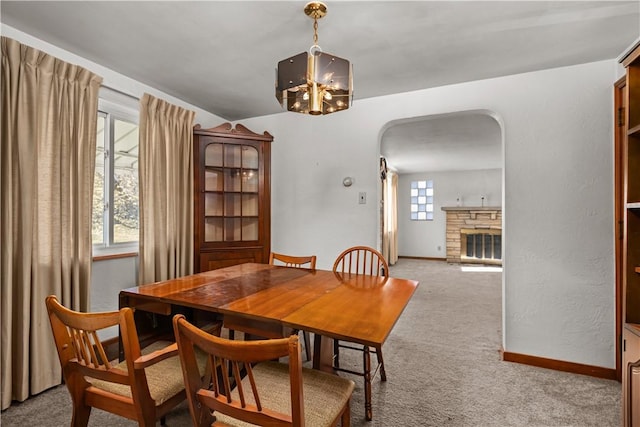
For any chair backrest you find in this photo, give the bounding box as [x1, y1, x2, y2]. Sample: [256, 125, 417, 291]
[333, 246, 389, 277]
[269, 252, 317, 269]
[173, 314, 304, 427]
[46, 295, 136, 385]
[45, 295, 160, 422]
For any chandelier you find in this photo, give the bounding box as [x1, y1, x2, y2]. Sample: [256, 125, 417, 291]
[275, 1, 353, 115]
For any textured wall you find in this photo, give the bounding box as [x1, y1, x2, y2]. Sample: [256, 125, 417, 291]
[243, 60, 618, 369]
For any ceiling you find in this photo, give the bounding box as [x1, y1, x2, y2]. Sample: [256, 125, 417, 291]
[2, 1, 639, 173]
[381, 112, 502, 173]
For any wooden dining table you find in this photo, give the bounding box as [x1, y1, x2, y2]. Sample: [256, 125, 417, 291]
[119, 262, 419, 420]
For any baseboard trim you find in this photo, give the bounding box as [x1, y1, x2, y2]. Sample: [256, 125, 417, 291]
[502, 351, 617, 381]
[398, 256, 447, 261]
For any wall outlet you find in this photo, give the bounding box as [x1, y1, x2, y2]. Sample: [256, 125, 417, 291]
[359, 192, 366, 204]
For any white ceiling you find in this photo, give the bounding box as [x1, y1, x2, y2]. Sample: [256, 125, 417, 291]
[2, 1, 638, 173]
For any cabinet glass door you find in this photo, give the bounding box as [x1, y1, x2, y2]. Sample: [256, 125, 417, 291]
[203, 142, 259, 242]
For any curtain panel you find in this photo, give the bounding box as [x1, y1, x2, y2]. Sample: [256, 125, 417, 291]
[388, 172, 399, 264]
[1, 37, 102, 409]
[382, 171, 399, 265]
[138, 93, 195, 285]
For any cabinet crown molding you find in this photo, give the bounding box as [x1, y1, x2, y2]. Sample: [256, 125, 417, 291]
[194, 123, 273, 141]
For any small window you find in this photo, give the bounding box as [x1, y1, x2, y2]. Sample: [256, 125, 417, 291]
[93, 100, 139, 253]
[410, 180, 433, 221]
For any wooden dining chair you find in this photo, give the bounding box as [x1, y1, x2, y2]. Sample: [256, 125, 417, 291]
[45, 295, 218, 427]
[173, 314, 355, 427]
[332, 245, 388, 278]
[269, 252, 317, 269]
[332, 246, 390, 421]
[269, 251, 316, 361]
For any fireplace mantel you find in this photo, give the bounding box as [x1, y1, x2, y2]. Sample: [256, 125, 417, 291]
[441, 206, 502, 264]
[441, 206, 501, 211]
[442, 206, 501, 220]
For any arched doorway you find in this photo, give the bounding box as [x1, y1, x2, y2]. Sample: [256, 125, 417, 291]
[379, 110, 503, 261]
[379, 109, 505, 337]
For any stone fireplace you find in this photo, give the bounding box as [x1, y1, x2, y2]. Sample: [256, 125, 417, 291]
[441, 207, 502, 265]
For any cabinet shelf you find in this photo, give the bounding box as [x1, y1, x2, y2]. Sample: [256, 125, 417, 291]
[628, 123, 640, 137]
[628, 202, 640, 209]
[204, 215, 259, 219]
[204, 191, 259, 195]
[204, 166, 259, 171]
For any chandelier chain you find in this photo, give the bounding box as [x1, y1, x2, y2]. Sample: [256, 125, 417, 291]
[313, 18, 319, 45]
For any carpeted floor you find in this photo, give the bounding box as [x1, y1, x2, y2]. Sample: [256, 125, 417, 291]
[1, 259, 621, 426]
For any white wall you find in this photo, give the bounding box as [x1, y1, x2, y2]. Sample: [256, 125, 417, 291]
[91, 256, 138, 339]
[398, 169, 502, 259]
[242, 59, 618, 369]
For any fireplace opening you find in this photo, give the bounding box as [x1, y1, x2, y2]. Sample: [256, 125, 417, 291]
[461, 228, 502, 264]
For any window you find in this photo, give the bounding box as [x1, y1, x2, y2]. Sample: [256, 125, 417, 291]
[92, 100, 139, 252]
[410, 180, 434, 220]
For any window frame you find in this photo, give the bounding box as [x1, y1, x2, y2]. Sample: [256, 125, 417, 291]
[93, 99, 140, 256]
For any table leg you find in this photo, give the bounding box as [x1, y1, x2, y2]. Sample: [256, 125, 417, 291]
[313, 334, 335, 373]
[364, 346, 372, 421]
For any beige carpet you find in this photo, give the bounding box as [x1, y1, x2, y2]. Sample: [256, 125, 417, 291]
[0, 259, 621, 426]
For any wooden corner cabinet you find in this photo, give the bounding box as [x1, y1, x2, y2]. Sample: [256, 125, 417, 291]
[621, 39, 640, 427]
[193, 123, 273, 272]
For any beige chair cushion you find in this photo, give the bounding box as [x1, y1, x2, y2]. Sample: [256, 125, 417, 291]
[88, 340, 207, 406]
[215, 361, 355, 427]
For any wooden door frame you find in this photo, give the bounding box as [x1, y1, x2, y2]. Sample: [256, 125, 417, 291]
[615, 75, 626, 382]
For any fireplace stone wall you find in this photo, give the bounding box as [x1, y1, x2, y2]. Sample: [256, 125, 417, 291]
[442, 206, 502, 264]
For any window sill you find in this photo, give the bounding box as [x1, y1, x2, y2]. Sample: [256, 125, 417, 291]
[93, 244, 139, 261]
[93, 251, 138, 262]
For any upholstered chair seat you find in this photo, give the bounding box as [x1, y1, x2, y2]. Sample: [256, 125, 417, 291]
[88, 341, 208, 406]
[215, 362, 354, 427]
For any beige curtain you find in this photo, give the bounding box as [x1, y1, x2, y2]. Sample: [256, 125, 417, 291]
[382, 171, 399, 265]
[1, 37, 102, 409]
[382, 180, 389, 262]
[388, 172, 399, 264]
[138, 93, 195, 285]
